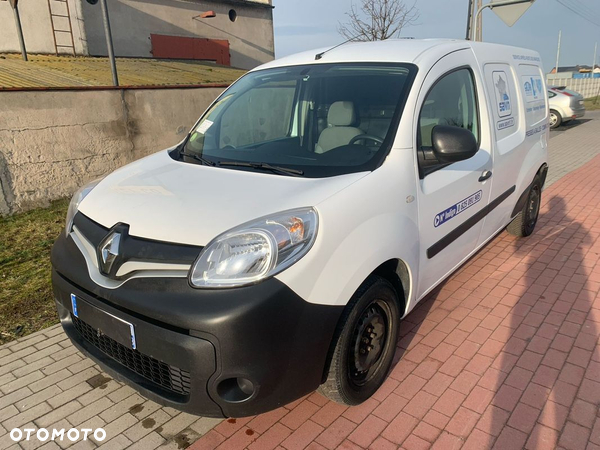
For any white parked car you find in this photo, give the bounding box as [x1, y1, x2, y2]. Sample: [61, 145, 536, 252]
[52, 39, 549, 418]
[548, 86, 586, 129]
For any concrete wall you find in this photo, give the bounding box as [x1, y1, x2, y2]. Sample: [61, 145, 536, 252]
[81, 0, 274, 69]
[0, 86, 225, 215]
[547, 77, 600, 99]
[0, 0, 88, 55]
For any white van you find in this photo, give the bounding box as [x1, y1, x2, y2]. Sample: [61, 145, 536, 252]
[52, 39, 549, 418]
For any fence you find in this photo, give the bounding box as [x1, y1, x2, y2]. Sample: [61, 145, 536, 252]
[546, 76, 600, 99]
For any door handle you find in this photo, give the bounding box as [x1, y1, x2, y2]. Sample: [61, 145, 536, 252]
[479, 170, 492, 182]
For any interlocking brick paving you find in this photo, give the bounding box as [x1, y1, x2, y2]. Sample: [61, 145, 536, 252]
[546, 111, 600, 187]
[0, 114, 598, 450]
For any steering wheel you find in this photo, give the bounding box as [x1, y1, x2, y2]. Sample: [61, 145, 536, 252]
[349, 134, 384, 146]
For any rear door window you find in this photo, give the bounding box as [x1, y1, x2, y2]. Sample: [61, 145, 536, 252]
[517, 64, 547, 128]
[483, 64, 520, 145]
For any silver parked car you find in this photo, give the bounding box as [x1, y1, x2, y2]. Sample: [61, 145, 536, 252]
[548, 86, 586, 129]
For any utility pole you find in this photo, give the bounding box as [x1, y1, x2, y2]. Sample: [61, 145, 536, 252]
[4, 0, 28, 61]
[475, 0, 483, 41]
[593, 42, 597, 74]
[555, 30, 561, 75]
[99, 0, 119, 86]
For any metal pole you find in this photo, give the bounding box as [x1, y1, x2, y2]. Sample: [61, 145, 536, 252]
[466, 0, 474, 40]
[472, 0, 533, 43]
[12, 4, 27, 61]
[594, 42, 599, 104]
[476, 0, 483, 41]
[99, 0, 119, 86]
[555, 30, 561, 75]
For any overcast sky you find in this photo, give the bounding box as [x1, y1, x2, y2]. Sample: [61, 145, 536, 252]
[271, 0, 600, 73]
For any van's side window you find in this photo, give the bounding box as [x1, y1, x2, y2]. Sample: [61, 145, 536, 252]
[418, 68, 479, 177]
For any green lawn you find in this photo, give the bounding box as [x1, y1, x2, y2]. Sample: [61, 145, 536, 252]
[584, 98, 600, 111]
[0, 200, 68, 344]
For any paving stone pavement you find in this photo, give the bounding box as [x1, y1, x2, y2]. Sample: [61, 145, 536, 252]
[0, 113, 599, 450]
[546, 111, 600, 187]
[0, 324, 222, 450]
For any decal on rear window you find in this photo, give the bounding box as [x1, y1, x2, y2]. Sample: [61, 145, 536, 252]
[434, 191, 483, 228]
[522, 75, 544, 102]
[493, 71, 512, 118]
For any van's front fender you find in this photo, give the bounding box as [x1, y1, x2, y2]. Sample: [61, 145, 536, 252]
[275, 149, 420, 312]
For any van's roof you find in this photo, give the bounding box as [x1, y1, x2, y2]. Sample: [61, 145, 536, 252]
[253, 39, 541, 71]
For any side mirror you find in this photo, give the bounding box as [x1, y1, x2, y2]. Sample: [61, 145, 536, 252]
[431, 125, 478, 163]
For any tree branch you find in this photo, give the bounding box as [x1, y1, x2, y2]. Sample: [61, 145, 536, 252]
[338, 0, 420, 42]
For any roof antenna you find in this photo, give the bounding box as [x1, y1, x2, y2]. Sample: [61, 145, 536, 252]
[315, 35, 360, 61]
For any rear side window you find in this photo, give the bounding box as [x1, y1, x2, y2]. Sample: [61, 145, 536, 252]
[517, 64, 547, 127]
[419, 69, 479, 149]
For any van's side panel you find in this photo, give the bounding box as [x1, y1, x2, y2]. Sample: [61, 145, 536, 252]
[473, 46, 549, 243]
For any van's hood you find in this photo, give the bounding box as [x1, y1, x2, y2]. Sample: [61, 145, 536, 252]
[78, 151, 368, 246]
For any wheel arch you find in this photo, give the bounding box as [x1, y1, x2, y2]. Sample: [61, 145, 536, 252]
[511, 163, 548, 218]
[320, 258, 411, 383]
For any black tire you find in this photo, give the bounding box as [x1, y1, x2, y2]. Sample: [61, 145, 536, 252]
[318, 276, 400, 405]
[549, 110, 562, 129]
[507, 176, 542, 237]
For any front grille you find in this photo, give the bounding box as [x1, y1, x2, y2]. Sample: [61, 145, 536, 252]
[72, 315, 191, 396]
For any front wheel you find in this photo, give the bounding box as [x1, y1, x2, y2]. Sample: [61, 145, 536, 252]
[507, 176, 542, 237]
[318, 277, 400, 405]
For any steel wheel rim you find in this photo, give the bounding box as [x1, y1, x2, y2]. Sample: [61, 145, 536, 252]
[550, 113, 558, 127]
[526, 185, 541, 230]
[348, 300, 391, 388]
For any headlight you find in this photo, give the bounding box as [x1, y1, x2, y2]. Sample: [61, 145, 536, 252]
[65, 179, 102, 237]
[190, 208, 318, 288]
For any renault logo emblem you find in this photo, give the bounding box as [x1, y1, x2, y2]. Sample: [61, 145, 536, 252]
[97, 225, 127, 277]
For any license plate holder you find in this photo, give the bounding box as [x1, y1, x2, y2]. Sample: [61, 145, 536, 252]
[71, 294, 137, 350]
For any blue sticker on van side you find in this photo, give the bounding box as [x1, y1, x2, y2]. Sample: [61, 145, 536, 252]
[434, 191, 483, 228]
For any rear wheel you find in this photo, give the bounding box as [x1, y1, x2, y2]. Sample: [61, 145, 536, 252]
[318, 277, 400, 405]
[549, 110, 562, 129]
[507, 176, 542, 237]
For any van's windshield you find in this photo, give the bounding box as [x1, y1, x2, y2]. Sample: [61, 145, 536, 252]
[178, 63, 417, 177]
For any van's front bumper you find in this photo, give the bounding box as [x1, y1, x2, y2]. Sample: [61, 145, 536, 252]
[51, 232, 343, 418]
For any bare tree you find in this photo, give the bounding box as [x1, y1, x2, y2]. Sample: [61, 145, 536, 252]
[338, 0, 419, 42]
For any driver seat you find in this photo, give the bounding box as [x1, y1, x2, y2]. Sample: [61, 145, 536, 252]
[315, 101, 363, 154]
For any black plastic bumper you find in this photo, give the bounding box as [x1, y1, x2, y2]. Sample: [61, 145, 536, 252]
[51, 232, 343, 417]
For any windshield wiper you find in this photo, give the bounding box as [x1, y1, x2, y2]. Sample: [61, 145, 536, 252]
[179, 151, 217, 167]
[217, 161, 304, 177]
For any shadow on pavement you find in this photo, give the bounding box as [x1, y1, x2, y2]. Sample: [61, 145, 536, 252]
[485, 188, 599, 447]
